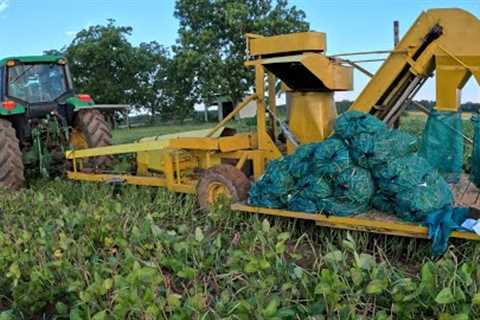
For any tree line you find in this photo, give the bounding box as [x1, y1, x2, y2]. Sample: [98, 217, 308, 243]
[46, 0, 309, 122]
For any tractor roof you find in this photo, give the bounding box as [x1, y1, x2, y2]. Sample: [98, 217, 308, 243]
[0, 55, 64, 66]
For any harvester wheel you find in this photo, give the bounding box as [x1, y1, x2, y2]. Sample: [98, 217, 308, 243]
[0, 119, 24, 190]
[197, 164, 251, 210]
[71, 110, 112, 169]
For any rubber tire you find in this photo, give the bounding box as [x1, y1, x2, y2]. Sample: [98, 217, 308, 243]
[73, 110, 112, 168]
[197, 164, 251, 210]
[0, 119, 24, 190]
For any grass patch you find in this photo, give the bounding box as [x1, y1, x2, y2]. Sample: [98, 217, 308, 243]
[0, 180, 479, 318]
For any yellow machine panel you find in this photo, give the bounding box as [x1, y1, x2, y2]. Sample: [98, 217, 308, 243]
[248, 32, 326, 56]
[287, 91, 337, 153]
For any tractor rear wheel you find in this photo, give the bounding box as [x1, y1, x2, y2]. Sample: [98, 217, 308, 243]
[0, 119, 24, 190]
[70, 110, 112, 169]
[197, 164, 251, 210]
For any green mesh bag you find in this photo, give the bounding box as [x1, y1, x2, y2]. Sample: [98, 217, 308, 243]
[287, 194, 317, 212]
[419, 111, 464, 183]
[470, 113, 480, 187]
[395, 173, 453, 222]
[334, 110, 387, 140]
[350, 130, 418, 169]
[371, 193, 397, 213]
[248, 158, 294, 208]
[373, 155, 433, 194]
[319, 166, 374, 216]
[286, 143, 316, 179]
[288, 176, 333, 212]
[312, 137, 351, 175]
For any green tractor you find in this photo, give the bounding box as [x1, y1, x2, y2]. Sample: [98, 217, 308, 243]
[0, 55, 112, 189]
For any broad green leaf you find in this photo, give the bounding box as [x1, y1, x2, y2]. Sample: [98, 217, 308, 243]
[103, 278, 113, 291]
[356, 253, 375, 271]
[314, 281, 331, 295]
[167, 293, 182, 309]
[259, 259, 271, 270]
[92, 310, 107, 320]
[366, 279, 386, 295]
[324, 250, 343, 263]
[277, 232, 290, 242]
[421, 262, 435, 290]
[350, 268, 363, 286]
[262, 296, 280, 317]
[435, 288, 456, 304]
[472, 293, 480, 305]
[0, 311, 14, 320]
[244, 261, 258, 273]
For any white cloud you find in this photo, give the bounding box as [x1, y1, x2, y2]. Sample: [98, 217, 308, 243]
[0, 0, 8, 13]
[65, 30, 76, 37]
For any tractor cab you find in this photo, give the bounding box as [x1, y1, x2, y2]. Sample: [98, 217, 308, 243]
[0, 55, 112, 188]
[0, 56, 88, 121]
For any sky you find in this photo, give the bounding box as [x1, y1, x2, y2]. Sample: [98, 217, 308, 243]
[2, 0, 480, 102]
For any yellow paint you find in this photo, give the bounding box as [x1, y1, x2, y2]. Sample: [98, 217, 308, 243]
[351, 8, 480, 116]
[207, 181, 231, 204]
[287, 91, 337, 153]
[218, 134, 252, 152]
[248, 32, 326, 57]
[231, 203, 480, 241]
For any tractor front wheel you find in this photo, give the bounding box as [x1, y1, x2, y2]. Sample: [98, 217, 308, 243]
[197, 164, 251, 210]
[70, 110, 112, 169]
[0, 119, 24, 190]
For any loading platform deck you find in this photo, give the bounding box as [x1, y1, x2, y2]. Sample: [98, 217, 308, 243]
[232, 203, 480, 241]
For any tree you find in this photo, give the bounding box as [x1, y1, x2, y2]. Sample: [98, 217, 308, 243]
[130, 41, 171, 121]
[64, 20, 139, 104]
[161, 47, 200, 122]
[174, 0, 309, 105]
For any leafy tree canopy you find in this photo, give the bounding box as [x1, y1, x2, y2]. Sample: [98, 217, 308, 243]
[174, 0, 309, 105]
[64, 20, 143, 105]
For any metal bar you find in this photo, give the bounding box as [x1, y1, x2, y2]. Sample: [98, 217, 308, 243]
[351, 58, 386, 63]
[394, 21, 400, 46]
[268, 72, 277, 142]
[67, 171, 196, 193]
[383, 76, 422, 124]
[330, 49, 407, 57]
[438, 44, 472, 70]
[265, 104, 299, 147]
[235, 152, 248, 170]
[231, 203, 480, 241]
[206, 94, 257, 138]
[339, 59, 374, 77]
[66, 139, 170, 159]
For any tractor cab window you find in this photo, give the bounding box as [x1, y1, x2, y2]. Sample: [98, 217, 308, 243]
[7, 63, 68, 104]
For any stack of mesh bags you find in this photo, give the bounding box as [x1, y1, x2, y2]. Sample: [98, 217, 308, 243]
[337, 112, 453, 222]
[248, 135, 375, 216]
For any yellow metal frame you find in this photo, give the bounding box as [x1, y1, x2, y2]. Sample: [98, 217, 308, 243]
[232, 203, 480, 241]
[65, 20, 480, 242]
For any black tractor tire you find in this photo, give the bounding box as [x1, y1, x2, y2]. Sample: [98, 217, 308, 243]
[197, 164, 251, 210]
[73, 110, 112, 168]
[0, 119, 24, 190]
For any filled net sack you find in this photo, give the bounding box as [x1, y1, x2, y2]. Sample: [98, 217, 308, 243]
[419, 111, 464, 183]
[470, 113, 480, 187]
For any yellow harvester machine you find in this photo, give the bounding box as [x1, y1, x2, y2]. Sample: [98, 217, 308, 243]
[66, 8, 480, 241]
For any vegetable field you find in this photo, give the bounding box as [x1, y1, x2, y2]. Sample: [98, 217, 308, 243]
[0, 115, 479, 319]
